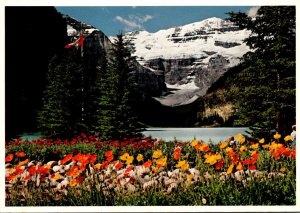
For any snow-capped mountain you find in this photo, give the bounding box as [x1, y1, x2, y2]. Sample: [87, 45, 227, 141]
[124, 17, 251, 106]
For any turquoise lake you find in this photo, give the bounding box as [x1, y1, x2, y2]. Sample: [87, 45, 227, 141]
[18, 127, 250, 144]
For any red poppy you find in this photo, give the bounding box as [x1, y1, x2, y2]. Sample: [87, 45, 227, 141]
[5, 154, 14, 162]
[174, 147, 181, 153]
[143, 160, 152, 168]
[15, 166, 24, 175]
[106, 155, 114, 162]
[173, 152, 181, 160]
[15, 151, 26, 157]
[105, 150, 113, 157]
[28, 166, 37, 175]
[215, 159, 224, 170]
[249, 165, 256, 170]
[282, 149, 291, 157]
[251, 153, 260, 160]
[115, 162, 123, 170]
[125, 166, 133, 173]
[37, 166, 50, 175]
[243, 158, 252, 165]
[100, 161, 109, 169]
[76, 176, 85, 184]
[89, 154, 97, 163]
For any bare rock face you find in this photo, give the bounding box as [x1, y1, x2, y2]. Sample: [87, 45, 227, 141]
[63, 14, 166, 97]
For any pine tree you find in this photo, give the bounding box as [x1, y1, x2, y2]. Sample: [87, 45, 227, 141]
[38, 49, 84, 139]
[96, 33, 142, 140]
[227, 6, 295, 137]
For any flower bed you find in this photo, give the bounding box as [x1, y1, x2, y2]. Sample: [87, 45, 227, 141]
[5, 133, 296, 206]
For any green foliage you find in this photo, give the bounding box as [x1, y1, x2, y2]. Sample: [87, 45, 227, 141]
[96, 33, 142, 140]
[226, 6, 295, 136]
[37, 49, 84, 139]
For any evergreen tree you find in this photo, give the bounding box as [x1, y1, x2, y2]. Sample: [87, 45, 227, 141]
[38, 49, 84, 139]
[96, 33, 142, 140]
[227, 6, 295, 137]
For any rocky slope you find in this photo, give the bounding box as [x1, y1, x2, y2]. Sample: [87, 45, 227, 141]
[63, 14, 166, 97]
[124, 17, 251, 106]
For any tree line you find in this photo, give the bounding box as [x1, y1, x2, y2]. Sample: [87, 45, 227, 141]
[37, 34, 143, 140]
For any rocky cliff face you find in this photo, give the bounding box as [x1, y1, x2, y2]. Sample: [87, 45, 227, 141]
[63, 14, 166, 97]
[124, 17, 251, 106]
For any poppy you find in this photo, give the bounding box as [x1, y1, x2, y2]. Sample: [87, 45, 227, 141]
[219, 142, 228, 149]
[5, 154, 14, 162]
[156, 156, 167, 167]
[28, 166, 37, 175]
[67, 166, 79, 177]
[190, 140, 198, 147]
[226, 164, 234, 174]
[125, 166, 133, 173]
[259, 138, 265, 144]
[173, 152, 181, 160]
[106, 155, 114, 162]
[115, 162, 123, 170]
[274, 133, 281, 140]
[18, 159, 29, 166]
[60, 154, 73, 165]
[50, 173, 61, 181]
[215, 159, 224, 170]
[239, 137, 246, 144]
[105, 150, 113, 158]
[236, 162, 243, 171]
[284, 135, 292, 142]
[15, 151, 26, 157]
[249, 165, 256, 170]
[126, 156, 134, 164]
[70, 179, 78, 187]
[153, 150, 162, 159]
[120, 153, 130, 161]
[143, 159, 152, 168]
[136, 154, 144, 162]
[235, 133, 243, 141]
[174, 147, 181, 153]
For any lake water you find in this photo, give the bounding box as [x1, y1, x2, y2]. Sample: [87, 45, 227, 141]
[18, 127, 250, 144]
[142, 127, 250, 144]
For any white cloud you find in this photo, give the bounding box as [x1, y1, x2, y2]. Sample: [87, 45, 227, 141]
[115, 16, 143, 30]
[247, 6, 260, 17]
[129, 14, 153, 23]
[115, 14, 154, 32]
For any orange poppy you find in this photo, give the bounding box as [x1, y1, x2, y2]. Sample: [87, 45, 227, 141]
[174, 147, 181, 153]
[60, 154, 73, 165]
[67, 166, 79, 177]
[5, 154, 14, 162]
[28, 166, 37, 175]
[15, 151, 26, 157]
[18, 159, 29, 166]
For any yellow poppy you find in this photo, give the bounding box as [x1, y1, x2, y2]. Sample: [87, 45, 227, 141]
[152, 166, 159, 173]
[219, 142, 228, 149]
[204, 153, 221, 165]
[190, 140, 198, 147]
[93, 163, 101, 170]
[259, 138, 265, 144]
[120, 153, 130, 161]
[284, 135, 292, 142]
[239, 137, 246, 144]
[156, 156, 167, 167]
[176, 160, 186, 168]
[153, 150, 163, 159]
[50, 173, 61, 181]
[274, 133, 281, 140]
[239, 146, 247, 153]
[181, 162, 189, 171]
[235, 133, 243, 140]
[136, 154, 143, 162]
[236, 162, 243, 171]
[126, 156, 134, 164]
[18, 159, 29, 166]
[226, 164, 234, 174]
[250, 143, 259, 149]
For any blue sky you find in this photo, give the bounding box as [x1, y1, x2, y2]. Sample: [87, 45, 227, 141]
[55, 6, 256, 36]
